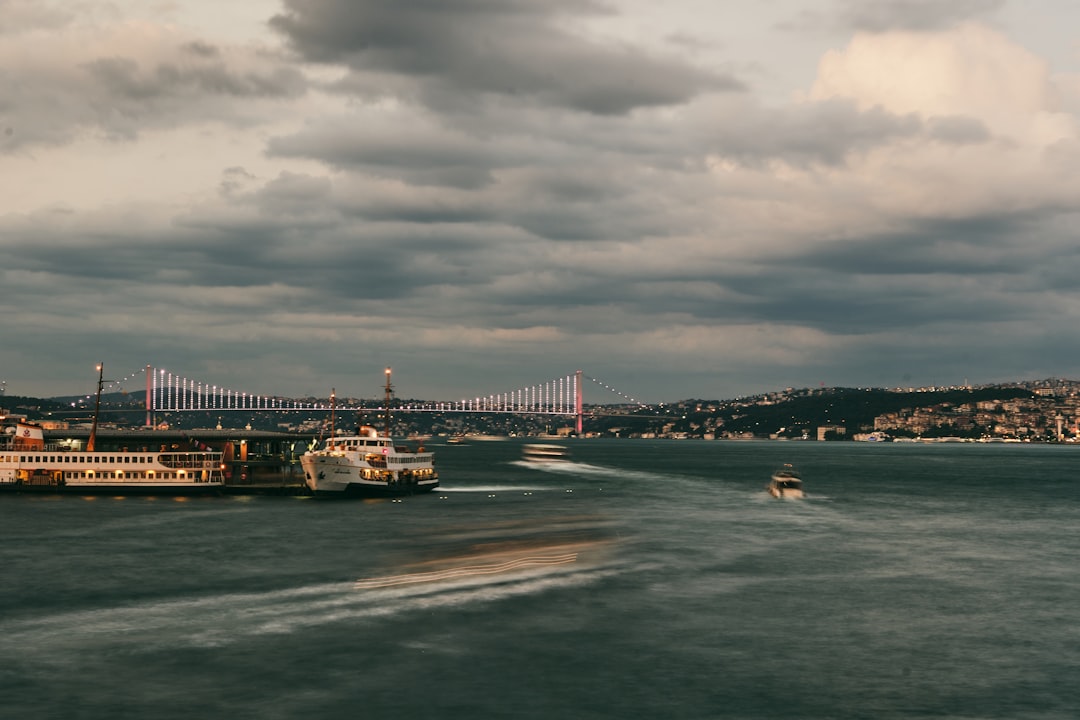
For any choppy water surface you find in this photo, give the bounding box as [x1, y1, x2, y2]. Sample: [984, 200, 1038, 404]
[2, 440, 1079, 719]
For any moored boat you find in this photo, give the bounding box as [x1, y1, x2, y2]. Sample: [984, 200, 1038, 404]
[767, 463, 804, 499]
[0, 364, 225, 494]
[300, 369, 438, 498]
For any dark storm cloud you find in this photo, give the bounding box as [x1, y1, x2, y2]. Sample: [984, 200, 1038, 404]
[269, 0, 740, 115]
[837, 0, 1005, 32]
[699, 212, 1079, 336]
[265, 116, 658, 239]
[3, 200, 444, 308]
[722, 267, 1030, 334]
[790, 216, 1036, 277]
[342, 196, 495, 225]
[2, 209, 246, 286]
[171, 182, 497, 303]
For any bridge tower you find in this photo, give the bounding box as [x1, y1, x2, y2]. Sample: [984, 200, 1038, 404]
[575, 369, 583, 435]
[145, 364, 153, 427]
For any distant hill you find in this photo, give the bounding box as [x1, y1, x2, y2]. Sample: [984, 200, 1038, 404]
[663, 386, 1037, 439]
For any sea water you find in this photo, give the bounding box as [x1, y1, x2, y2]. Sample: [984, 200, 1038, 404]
[2, 439, 1079, 719]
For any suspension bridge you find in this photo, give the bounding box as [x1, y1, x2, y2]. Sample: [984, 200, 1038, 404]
[82, 365, 654, 435]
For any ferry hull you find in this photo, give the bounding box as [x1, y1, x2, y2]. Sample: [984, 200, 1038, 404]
[310, 480, 439, 499]
[300, 456, 438, 498]
[0, 481, 224, 495]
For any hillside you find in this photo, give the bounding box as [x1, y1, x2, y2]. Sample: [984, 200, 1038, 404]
[650, 386, 1039, 439]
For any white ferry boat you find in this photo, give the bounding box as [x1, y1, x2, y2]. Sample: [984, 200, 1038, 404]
[767, 463, 805, 499]
[300, 369, 438, 498]
[0, 365, 225, 494]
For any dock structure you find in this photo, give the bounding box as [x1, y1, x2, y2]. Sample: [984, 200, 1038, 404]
[38, 427, 309, 494]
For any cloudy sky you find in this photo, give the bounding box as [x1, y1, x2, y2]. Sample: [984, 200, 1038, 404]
[3, 0, 1080, 404]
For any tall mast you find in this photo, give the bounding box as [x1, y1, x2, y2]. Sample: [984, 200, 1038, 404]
[329, 388, 336, 448]
[88, 362, 104, 452]
[384, 367, 393, 437]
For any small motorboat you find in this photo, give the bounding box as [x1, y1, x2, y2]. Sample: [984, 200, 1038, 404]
[767, 464, 804, 499]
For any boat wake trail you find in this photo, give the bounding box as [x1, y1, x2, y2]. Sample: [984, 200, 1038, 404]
[354, 552, 579, 589]
[2, 537, 626, 657]
[511, 459, 609, 474]
[511, 459, 683, 489]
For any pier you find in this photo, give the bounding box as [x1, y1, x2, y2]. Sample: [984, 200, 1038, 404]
[37, 427, 310, 494]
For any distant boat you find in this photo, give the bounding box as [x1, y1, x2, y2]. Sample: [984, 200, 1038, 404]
[522, 443, 569, 463]
[767, 464, 804, 499]
[446, 435, 467, 445]
[299, 369, 438, 498]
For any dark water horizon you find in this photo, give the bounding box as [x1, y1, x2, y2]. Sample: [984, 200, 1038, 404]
[2, 439, 1079, 719]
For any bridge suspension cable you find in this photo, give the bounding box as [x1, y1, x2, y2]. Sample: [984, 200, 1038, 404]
[585, 374, 649, 408]
[148, 366, 333, 414]
[71, 364, 152, 408]
[433, 371, 581, 416]
[142, 366, 590, 431]
[58, 364, 656, 434]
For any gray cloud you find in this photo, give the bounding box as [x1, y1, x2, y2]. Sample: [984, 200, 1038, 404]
[3, 2, 1080, 402]
[703, 98, 925, 167]
[270, 0, 740, 115]
[926, 115, 993, 144]
[1, 37, 307, 150]
[84, 56, 305, 101]
[268, 120, 511, 188]
[838, 0, 1005, 32]
[0, 0, 72, 36]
